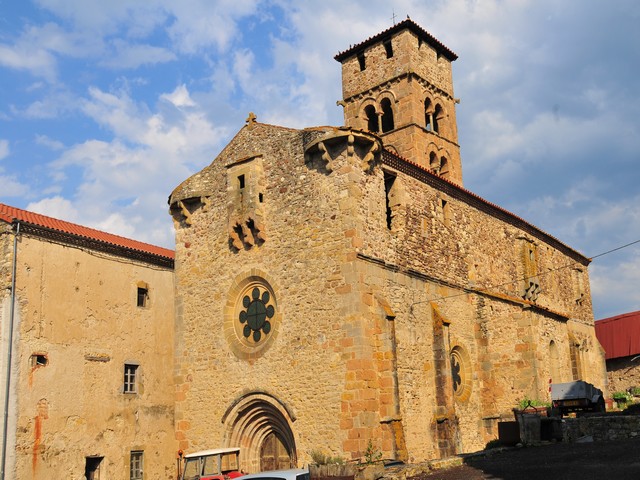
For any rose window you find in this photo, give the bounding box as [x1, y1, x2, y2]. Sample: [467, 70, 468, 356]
[239, 287, 275, 342]
[449, 346, 472, 402]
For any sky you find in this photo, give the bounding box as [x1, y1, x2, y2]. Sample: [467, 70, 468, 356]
[0, 0, 639, 320]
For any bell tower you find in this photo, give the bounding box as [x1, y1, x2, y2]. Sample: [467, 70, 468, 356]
[335, 19, 463, 186]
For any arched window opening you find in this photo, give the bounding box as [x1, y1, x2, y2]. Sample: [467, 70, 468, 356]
[429, 152, 439, 174]
[424, 99, 433, 131]
[364, 105, 379, 132]
[439, 157, 449, 180]
[433, 104, 444, 134]
[380, 98, 394, 133]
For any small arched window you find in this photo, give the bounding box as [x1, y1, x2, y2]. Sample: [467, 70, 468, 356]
[424, 99, 433, 131]
[439, 157, 449, 180]
[364, 105, 379, 132]
[380, 98, 394, 133]
[429, 152, 439, 174]
[433, 104, 444, 134]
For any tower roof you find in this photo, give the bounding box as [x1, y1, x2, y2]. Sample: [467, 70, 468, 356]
[334, 18, 458, 63]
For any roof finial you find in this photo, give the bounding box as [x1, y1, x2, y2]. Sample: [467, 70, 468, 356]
[391, 10, 397, 25]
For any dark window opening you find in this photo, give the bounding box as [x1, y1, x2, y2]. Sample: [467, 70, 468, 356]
[440, 157, 449, 179]
[85, 457, 103, 480]
[357, 51, 366, 71]
[418, 37, 423, 49]
[424, 99, 432, 131]
[381, 98, 394, 133]
[383, 39, 393, 58]
[124, 364, 138, 394]
[433, 104, 443, 134]
[137, 287, 148, 307]
[384, 171, 396, 230]
[31, 354, 48, 367]
[364, 105, 378, 132]
[259, 193, 264, 203]
[238, 174, 245, 189]
[429, 152, 439, 174]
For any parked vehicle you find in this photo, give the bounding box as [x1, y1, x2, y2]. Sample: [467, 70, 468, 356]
[179, 447, 245, 480]
[240, 468, 310, 480]
[550, 380, 605, 416]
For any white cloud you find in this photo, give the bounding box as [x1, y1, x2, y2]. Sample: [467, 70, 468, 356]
[100, 40, 177, 69]
[0, 140, 9, 160]
[47, 83, 229, 246]
[26, 196, 80, 222]
[161, 84, 196, 108]
[35, 135, 65, 151]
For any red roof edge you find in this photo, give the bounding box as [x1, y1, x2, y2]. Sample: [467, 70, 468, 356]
[0, 203, 174, 262]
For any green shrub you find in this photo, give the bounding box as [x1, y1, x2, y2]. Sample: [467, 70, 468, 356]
[310, 450, 345, 465]
[363, 440, 382, 464]
[629, 386, 640, 396]
[613, 391, 631, 402]
[517, 397, 551, 409]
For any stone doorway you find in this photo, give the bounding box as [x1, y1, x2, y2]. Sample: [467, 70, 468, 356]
[223, 392, 297, 473]
[260, 432, 293, 471]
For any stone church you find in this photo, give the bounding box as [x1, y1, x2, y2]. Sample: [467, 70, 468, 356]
[168, 19, 606, 469]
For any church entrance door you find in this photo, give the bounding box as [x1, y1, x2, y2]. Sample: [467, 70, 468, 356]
[260, 432, 292, 471]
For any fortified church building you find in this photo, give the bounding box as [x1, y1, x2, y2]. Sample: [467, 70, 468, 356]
[169, 19, 606, 469]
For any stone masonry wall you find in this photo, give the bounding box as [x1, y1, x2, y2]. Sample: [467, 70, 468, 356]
[11, 234, 176, 480]
[562, 415, 640, 442]
[606, 357, 640, 394]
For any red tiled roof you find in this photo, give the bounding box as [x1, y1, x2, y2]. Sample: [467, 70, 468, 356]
[0, 203, 174, 261]
[335, 18, 458, 62]
[595, 311, 640, 360]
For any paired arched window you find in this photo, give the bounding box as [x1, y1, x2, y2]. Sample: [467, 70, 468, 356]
[424, 98, 445, 135]
[363, 97, 395, 133]
[429, 151, 450, 180]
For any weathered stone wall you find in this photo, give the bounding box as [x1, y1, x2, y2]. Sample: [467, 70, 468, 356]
[606, 357, 640, 394]
[9, 234, 176, 479]
[562, 415, 640, 442]
[170, 121, 606, 467]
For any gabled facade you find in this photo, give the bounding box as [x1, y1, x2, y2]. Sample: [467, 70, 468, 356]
[168, 19, 606, 469]
[0, 204, 176, 479]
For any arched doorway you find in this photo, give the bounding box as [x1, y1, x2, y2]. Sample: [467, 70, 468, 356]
[222, 392, 297, 473]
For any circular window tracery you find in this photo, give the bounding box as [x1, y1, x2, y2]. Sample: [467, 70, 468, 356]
[450, 346, 472, 403]
[225, 273, 280, 360]
[239, 287, 275, 342]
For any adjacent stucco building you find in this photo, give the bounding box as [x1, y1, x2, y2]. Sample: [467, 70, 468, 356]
[168, 19, 607, 470]
[0, 204, 176, 479]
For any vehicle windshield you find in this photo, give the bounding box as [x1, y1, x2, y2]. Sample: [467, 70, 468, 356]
[182, 458, 200, 480]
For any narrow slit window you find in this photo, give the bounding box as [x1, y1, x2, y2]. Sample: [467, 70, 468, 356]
[383, 39, 393, 58]
[238, 174, 245, 189]
[357, 51, 366, 71]
[384, 171, 396, 230]
[137, 287, 148, 307]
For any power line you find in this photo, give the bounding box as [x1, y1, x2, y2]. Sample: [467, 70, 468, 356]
[410, 237, 640, 308]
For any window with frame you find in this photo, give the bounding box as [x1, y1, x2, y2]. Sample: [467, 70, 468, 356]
[124, 364, 138, 394]
[137, 286, 148, 307]
[130, 451, 143, 480]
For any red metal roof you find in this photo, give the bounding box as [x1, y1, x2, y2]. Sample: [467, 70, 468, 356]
[595, 311, 640, 360]
[0, 203, 174, 261]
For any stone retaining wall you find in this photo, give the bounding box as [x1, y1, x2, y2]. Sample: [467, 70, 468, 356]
[562, 415, 640, 442]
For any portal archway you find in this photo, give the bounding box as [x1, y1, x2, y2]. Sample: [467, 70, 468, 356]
[222, 392, 297, 473]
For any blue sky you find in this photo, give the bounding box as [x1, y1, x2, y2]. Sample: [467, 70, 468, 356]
[1, 0, 639, 319]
